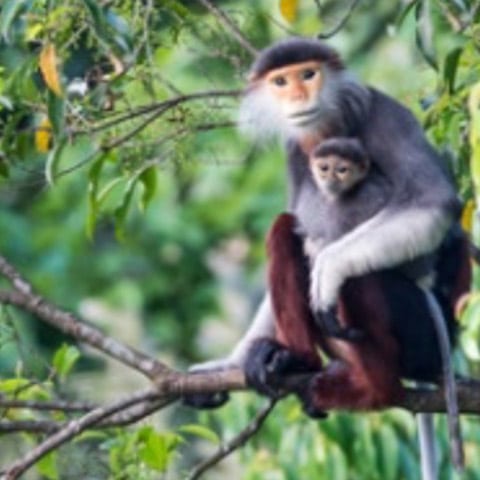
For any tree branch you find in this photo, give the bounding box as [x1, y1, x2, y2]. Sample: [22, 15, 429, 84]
[186, 399, 277, 480]
[195, 0, 258, 56]
[73, 89, 241, 136]
[1, 388, 162, 479]
[0, 399, 171, 435]
[0, 256, 167, 380]
[0, 398, 95, 412]
[317, 0, 362, 39]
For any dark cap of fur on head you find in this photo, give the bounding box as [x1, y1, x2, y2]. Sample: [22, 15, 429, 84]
[312, 138, 368, 165]
[249, 38, 344, 81]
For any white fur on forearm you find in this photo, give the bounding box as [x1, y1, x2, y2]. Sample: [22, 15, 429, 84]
[310, 207, 453, 310]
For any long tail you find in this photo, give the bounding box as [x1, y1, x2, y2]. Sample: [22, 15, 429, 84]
[422, 288, 464, 472]
[417, 413, 438, 480]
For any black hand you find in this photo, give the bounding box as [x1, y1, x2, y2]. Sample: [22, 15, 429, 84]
[245, 338, 320, 398]
[315, 306, 364, 341]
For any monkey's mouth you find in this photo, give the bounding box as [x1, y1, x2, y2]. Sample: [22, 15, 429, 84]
[288, 108, 321, 125]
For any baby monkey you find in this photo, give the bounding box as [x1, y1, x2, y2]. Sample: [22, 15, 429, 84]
[309, 137, 370, 202]
[305, 137, 381, 340]
[305, 137, 433, 339]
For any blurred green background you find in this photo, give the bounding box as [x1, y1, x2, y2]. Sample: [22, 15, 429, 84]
[1, 0, 480, 478]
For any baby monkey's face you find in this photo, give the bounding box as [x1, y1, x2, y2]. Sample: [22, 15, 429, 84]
[310, 154, 368, 198]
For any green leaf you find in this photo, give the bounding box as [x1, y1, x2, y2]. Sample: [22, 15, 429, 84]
[397, 0, 419, 26]
[179, 424, 220, 444]
[36, 451, 58, 480]
[444, 47, 462, 94]
[45, 138, 67, 186]
[53, 344, 80, 380]
[87, 156, 106, 238]
[47, 91, 65, 138]
[1, 0, 28, 42]
[82, 0, 106, 31]
[138, 427, 182, 472]
[377, 424, 400, 480]
[139, 166, 157, 211]
[415, 0, 438, 70]
[0, 153, 8, 178]
[114, 177, 137, 240]
[0, 378, 31, 394]
[0, 95, 13, 110]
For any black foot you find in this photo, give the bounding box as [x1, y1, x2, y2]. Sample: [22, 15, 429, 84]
[315, 306, 364, 341]
[245, 338, 320, 398]
[182, 391, 229, 410]
[302, 400, 328, 419]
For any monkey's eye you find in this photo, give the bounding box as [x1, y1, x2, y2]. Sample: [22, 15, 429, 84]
[272, 76, 287, 87]
[336, 166, 348, 174]
[302, 69, 316, 80]
[320, 165, 330, 172]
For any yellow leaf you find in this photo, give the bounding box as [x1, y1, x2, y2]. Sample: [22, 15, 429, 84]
[280, 0, 299, 22]
[461, 199, 475, 234]
[35, 117, 53, 153]
[39, 43, 63, 97]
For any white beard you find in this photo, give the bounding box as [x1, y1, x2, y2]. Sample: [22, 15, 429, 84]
[237, 69, 348, 144]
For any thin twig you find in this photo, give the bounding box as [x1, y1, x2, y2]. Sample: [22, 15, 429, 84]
[186, 399, 277, 480]
[0, 398, 95, 412]
[317, 0, 362, 39]
[0, 420, 59, 434]
[195, 0, 258, 56]
[1, 388, 160, 480]
[0, 399, 172, 435]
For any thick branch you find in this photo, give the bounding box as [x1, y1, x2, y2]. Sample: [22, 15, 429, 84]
[0, 288, 166, 380]
[0, 255, 168, 379]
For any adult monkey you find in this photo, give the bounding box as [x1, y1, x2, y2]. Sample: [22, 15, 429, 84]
[185, 38, 468, 477]
[188, 36, 461, 379]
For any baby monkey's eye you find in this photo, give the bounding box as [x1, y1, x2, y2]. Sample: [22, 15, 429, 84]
[272, 76, 287, 86]
[302, 69, 316, 80]
[320, 165, 330, 172]
[336, 166, 348, 174]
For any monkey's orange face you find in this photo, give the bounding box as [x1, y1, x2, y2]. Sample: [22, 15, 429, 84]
[264, 61, 324, 126]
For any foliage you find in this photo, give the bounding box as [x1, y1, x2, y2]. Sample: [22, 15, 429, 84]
[0, 0, 480, 479]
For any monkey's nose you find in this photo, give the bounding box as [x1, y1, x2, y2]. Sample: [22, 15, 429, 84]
[290, 83, 307, 101]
